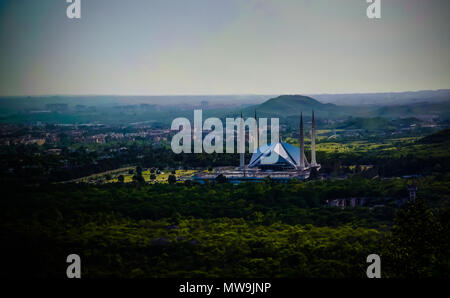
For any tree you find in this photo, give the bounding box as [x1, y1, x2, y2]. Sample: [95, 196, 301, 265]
[168, 174, 176, 184]
[355, 165, 363, 174]
[383, 199, 448, 278]
[215, 174, 227, 184]
[132, 174, 145, 184]
[136, 166, 142, 175]
[309, 167, 319, 180]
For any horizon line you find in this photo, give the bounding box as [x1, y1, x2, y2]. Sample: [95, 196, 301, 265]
[0, 88, 449, 98]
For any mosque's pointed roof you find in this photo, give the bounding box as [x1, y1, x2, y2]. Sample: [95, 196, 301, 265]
[249, 142, 306, 168]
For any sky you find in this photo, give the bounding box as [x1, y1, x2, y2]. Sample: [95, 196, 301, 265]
[0, 0, 449, 96]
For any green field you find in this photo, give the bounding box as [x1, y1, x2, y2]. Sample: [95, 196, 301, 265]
[109, 169, 204, 184]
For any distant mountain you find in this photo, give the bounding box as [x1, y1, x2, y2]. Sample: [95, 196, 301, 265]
[0, 95, 271, 113]
[374, 102, 450, 120]
[243, 95, 352, 118]
[336, 117, 394, 130]
[241, 93, 450, 120]
[259, 95, 326, 110]
[1, 91, 449, 125]
[311, 89, 450, 106]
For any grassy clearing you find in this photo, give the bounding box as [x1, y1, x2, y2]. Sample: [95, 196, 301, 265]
[109, 169, 206, 184]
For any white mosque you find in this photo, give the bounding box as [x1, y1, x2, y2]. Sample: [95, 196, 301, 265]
[194, 111, 320, 183]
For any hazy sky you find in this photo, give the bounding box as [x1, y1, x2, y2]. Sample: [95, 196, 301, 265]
[0, 0, 449, 96]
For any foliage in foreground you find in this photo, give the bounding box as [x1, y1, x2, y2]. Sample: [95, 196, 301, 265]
[0, 179, 449, 278]
[2, 216, 383, 278]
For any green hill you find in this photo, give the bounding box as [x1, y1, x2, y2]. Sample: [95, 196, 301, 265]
[336, 117, 394, 130]
[243, 95, 352, 118]
[375, 102, 450, 119]
[419, 129, 450, 144]
[242, 94, 450, 121]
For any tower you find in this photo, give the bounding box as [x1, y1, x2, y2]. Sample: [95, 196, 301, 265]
[239, 112, 245, 172]
[299, 112, 305, 170]
[311, 110, 317, 167]
[408, 185, 417, 203]
[254, 109, 258, 148]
